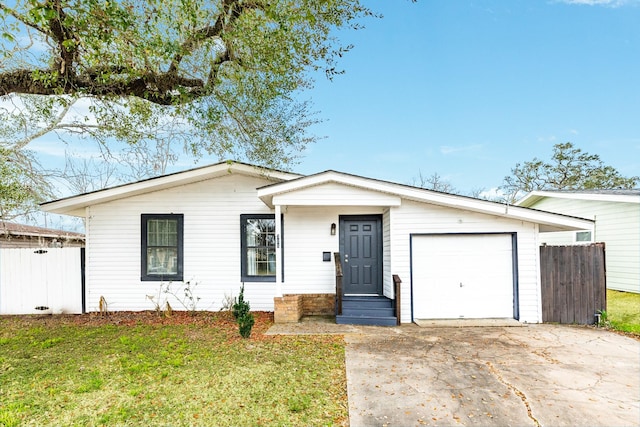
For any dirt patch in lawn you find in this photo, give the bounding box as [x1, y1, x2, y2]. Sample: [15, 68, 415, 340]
[1, 310, 274, 334]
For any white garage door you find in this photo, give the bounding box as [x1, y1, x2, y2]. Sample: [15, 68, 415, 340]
[412, 234, 515, 319]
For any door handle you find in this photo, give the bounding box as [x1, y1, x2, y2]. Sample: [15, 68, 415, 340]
[459, 282, 463, 288]
[344, 254, 349, 263]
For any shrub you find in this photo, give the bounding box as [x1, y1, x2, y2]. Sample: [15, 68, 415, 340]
[232, 284, 250, 320]
[233, 284, 254, 338]
[238, 312, 255, 338]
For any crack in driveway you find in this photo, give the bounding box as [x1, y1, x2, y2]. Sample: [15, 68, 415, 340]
[485, 360, 540, 427]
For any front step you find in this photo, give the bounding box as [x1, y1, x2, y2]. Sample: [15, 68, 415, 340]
[336, 314, 398, 326]
[337, 296, 397, 326]
[341, 306, 395, 317]
[342, 296, 393, 309]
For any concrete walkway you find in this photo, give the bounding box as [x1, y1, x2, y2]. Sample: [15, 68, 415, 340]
[267, 319, 640, 427]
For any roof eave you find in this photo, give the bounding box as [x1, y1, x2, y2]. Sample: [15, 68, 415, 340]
[516, 190, 640, 206]
[258, 172, 594, 231]
[42, 161, 300, 216]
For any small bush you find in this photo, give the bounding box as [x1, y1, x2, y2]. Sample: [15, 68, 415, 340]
[233, 285, 254, 338]
[232, 284, 250, 320]
[238, 312, 255, 338]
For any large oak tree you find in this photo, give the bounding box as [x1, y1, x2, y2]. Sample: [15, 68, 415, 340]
[0, 0, 375, 218]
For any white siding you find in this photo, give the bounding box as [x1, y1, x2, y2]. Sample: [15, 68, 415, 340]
[280, 206, 385, 295]
[273, 182, 401, 206]
[382, 209, 392, 298]
[85, 174, 277, 312]
[82, 173, 549, 321]
[389, 200, 542, 323]
[533, 198, 640, 293]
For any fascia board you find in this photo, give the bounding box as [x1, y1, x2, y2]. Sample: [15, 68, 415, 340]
[517, 190, 640, 206]
[259, 172, 592, 230]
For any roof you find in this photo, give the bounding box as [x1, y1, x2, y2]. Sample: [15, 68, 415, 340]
[516, 189, 640, 207]
[41, 160, 301, 216]
[41, 160, 594, 233]
[0, 221, 85, 240]
[257, 170, 594, 232]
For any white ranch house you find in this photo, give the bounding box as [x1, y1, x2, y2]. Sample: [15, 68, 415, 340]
[41, 161, 593, 325]
[517, 189, 640, 294]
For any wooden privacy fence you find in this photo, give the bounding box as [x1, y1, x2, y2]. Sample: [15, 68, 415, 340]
[0, 247, 84, 315]
[540, 243, 606, 325]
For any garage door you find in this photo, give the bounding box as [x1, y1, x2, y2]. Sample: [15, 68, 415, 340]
[412, 234, 515, 319]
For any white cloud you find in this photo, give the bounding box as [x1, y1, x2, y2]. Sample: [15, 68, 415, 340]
[28, 138, 101, 159]
[27, 140, 68, 158]
[439, 144, 483, 155]
[569, 129, 579, 135]
[537, 135, 557, 143]
[479, 187, 506, 201]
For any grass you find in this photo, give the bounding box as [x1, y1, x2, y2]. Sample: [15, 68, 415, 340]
[605, 290, 640, 336]
[0, 312, 348, 427]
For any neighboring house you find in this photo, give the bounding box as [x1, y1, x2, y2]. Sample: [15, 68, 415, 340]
[516, 189, 640, 294]
[41, 161, 592, 325]
[0, 221, 85, 248]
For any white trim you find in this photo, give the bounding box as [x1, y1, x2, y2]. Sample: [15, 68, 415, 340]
[42, 162, 595, 233]
[517, 190, 640, 207]
[259, 171, 594, 232]
[534, 223, 543, 323]
[275, 204, 283, 297]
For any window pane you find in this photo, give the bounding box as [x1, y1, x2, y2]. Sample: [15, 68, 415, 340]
[246, 248, 276, 276]
[147, 247, 178, 274]
[576, 231, 592, 242]
[148, 219, 178, 246]
[244, 217, 276, 277]
[246, 219, 275, 247]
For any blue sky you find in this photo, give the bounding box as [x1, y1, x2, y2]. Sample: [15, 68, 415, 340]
[23, 0, 640, 198]
[292, 0, 640, 194]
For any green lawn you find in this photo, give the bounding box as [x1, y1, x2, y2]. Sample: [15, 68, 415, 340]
[0, 312, 348, 427]
[606, 289, 640, 336]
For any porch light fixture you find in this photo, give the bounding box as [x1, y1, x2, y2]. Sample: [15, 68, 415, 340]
[330, 223, 336, 235]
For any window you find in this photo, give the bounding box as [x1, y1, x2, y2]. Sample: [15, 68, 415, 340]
[141, 214, 183, 281]
[576, 231, 592, 242]
[241, 214, 276, 282]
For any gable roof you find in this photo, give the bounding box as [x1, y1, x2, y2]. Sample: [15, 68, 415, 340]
[258, 170, 594, 232]
[41, 161, 594, 232]
[41, 161, 301, 216]
[516, 189, 640, 207]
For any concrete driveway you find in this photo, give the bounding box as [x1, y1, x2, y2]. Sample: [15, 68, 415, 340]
[345, 324, 639, 427]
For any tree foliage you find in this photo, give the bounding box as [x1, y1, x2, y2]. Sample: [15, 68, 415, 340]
[0, 0, 376, 218]
[0, 0, 374, 166]
[501, 142, 639, 202]
[0, 147, 50, 219]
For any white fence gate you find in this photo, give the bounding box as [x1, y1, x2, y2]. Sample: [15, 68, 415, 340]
[0, 247, 84, 315]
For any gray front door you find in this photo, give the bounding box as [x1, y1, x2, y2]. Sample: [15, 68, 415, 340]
[339, 215, 383, 295]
